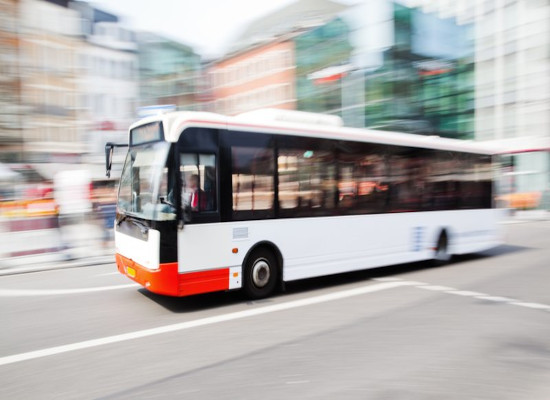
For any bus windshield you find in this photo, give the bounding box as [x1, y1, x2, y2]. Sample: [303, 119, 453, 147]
[117, 141, 176, 221]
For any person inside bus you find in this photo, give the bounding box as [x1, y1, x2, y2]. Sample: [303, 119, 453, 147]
[187, 174, 206, 211]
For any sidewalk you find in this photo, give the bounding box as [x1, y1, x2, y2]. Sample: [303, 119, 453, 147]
[0, 220, 116, 276]
[0, 252, 115, 276]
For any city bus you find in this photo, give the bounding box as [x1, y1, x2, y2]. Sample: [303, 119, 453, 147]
[106, 109, 502, 299]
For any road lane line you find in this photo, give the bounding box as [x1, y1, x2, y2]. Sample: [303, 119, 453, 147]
[95, 272, 120, 277]
[380, 277, 550, 313]
[372, 277, 402, 282]
[0, 280, 416, 367]
[447, 290, 487, 297]
[510, 302, 550, 311]
[476, 296, 516, 303]
[417, 285, 456, 291]
[0, 284, 140, 297]
[374, 278, 427, 286]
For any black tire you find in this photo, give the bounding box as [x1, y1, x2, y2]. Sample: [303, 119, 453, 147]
[433, 231, 451, 266]
[243, 248, 279, 299]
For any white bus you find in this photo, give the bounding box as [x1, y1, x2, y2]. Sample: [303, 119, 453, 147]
[106, 109, 502, 299]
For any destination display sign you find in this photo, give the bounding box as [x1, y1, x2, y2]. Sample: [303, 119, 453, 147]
[131, 122, 163, 145]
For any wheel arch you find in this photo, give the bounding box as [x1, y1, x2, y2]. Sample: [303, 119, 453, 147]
[242, 241, 284, 282]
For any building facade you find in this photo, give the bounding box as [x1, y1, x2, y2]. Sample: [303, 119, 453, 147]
[473, 0, 549, 195]
[208, 0, 350, 116]
[0, 0, 22, 162]
[353, 2, 475, 139]
[209, 40, 296, 116]
[295, 17, 354, 116]
[72, 3, 139, 163]
[137, 32, 201, 111]
[18, 0, 82, 162]
[409, 0, 549, 202]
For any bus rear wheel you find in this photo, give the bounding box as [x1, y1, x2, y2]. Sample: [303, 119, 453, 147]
[243, 248, 279, 299]
[433, 231, 451, 265]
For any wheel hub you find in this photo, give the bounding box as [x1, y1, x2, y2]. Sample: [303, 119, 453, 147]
[252, 259, 270, 288]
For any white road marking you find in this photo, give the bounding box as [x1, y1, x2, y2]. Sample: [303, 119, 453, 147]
[372, 277, 402, 282]
[447, 290, 487, 297]
[3, 276, 547, 367]
[0, 284, 139, 297]
[374, 278, 427, 286]
[418, 285, 456, 291]
[477, 296, 516, 303]
[391, 278, 550, 312]
[95, 272, 120, 277]
[0, 280, 415, 367]
[511, 302, 550, 311]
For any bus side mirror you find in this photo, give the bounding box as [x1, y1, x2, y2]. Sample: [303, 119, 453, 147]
[105, 145, 114, 178]
[105, 142, 128, 178]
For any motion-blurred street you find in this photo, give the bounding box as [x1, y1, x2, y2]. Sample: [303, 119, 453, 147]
[1, 220, 549, 399]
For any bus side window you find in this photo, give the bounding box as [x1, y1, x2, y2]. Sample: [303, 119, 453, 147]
[278, 148, 336, 217]
[337, 142, 388, 215]
[231, 146, 275, 220]
[180, 153, 217, 213]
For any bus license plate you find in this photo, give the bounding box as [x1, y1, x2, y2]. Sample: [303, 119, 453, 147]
[126, 266, 136, 278]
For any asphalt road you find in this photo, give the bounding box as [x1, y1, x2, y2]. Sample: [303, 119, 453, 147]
[1, 221, 549, 399]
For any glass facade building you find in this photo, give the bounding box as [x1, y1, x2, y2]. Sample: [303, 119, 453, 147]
[292, 3, 475, 140]
[363, 3, 475, 139]
[294, 17, 353, 116]
[137, 33, 202, 110]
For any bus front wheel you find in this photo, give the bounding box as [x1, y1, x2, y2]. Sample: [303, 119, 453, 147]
[243, 248, 279, 299]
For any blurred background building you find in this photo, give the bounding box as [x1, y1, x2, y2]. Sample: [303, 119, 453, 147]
[209, 0, 349, 116]
[408, 0, 549, 202]
[209, 38, 297, 116]
[0, 0, 23, 163]
[0, 0, 547, 193]
[209, 0, 475, 140]
[137, 32, 201, 112]
[360, 2, 474, 139]
[472, 0, 549, 196]
[18, 0, 82, 163]
[71, 1, 138, 167]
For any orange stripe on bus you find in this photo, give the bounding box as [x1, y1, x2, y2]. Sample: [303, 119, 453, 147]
[116, 254, 179, 296]
[116, 254, 230, 297]
[178, 268, 230, 297]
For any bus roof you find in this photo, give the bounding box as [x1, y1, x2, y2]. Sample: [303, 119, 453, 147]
[129, 109, 496, 155]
